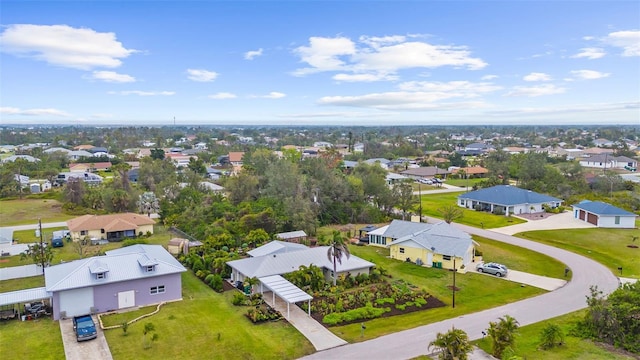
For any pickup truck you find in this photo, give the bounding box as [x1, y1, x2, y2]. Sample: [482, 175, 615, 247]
[72, 315, 97, 341]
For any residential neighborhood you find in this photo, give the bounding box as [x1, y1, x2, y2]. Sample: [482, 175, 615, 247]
[0, 124, 638, 360]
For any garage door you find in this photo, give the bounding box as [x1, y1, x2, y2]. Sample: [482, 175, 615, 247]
[118, 290, 135, 309]
[579, 210, 586, 220]
[59, 287, 94, 317]
[587, 213, 598, 225]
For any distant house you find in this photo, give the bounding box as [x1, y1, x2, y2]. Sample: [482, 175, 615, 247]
[386, 173, 409, 185]
[228, 152, 245, 166]
[66, 213, 155, 242]
[55, 172, 103, 185]
[67, 150, 94, 161]
[45, 244, 186, 320]
[364, 158, 391, 169]
[457, 185, 562, 215]
[1, 155, 40, 163]
[579, 155, 637, 170]
[385, 221, 478, 273]
[573, 201, 637, 228]
[453, 166, 489, 178]
[464, 143, 493, 153]
[69, 162, 112, 172]
[400, 166, 450, 180]
[275, 230, 308, 244]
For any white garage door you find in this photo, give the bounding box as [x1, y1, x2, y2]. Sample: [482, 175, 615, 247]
[118, 290, 135, 309]
[59, 287, 94, 317]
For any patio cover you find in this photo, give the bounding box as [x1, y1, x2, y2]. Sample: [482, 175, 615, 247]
[258, 275, 312, 319]
[0, 287, 50, 307]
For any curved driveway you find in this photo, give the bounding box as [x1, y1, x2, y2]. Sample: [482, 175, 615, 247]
[301, 220, 620, 360]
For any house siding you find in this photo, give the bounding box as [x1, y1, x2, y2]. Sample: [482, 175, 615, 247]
[597, 215, 636, 228]
[91, 274, 182, 314]
[389, 242, 473, 274]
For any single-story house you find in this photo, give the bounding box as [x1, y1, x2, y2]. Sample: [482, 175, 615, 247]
[246, 240, 308, 257]
[69, 162, 112, 172]
[386, 221, 478, 273]
[67, 213, 156, 242]
[364, 158, 391, 169]
[457, 185, 562, 215]
[401, 166, 450, 180]
[44, 244, 186, 320]
[227, 242, 374, 286]
[573, 201, 637, 228]
[579, 155, 637, 170]
[275, 230, 308, 244]
[386, 173, 409, 185]
[1, 155, 40, 163]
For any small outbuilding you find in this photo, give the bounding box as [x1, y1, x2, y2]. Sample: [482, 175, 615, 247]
[573, 201, 637, 228]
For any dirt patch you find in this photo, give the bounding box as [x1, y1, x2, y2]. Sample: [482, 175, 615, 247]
[446, 285, 461, 291]
[222, 280, 237, 292]
[627, 245, 639, 249]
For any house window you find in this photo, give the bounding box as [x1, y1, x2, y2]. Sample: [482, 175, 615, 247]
[80, 230, 87, 236]
[101, 229, 105, 234]
[150, 285, 165, 295]
[442, 255, 452, 261]
[146, 265, 155, 272]
[399, 248, 405, 254]
[96, 273, 105, 280]
[615, 216, 620, 225]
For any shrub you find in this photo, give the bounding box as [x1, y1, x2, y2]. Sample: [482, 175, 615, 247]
[232, 292, 247, 306]
[375, 297, 395, 306]
[204, 274, 215, 284]
[415, 297, 427, 306]
[209, 274, 223, 292]
[395, 304, 407, 311]
[323, 305, 388, 326]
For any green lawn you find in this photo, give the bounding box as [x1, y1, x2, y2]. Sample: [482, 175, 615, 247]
[2, 225, 174, 269]
[102, 271, 315, 360]
[0, 318, 64, 360]
[516, 228, 640, 278]
[443, 177, 485, 188]
[331, 244, 547, 342]
[473, 310, 637, 359]
[0, 199, 73, 226]
[0, 276, 45, 293]
[418, 192, 526, 228]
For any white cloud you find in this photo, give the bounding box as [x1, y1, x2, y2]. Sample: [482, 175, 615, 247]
[571, 47, 606, 59]
[481, 75, 498, 80]
[208, 92, 237, 99]
[90, 71, 136, 83]
[487, 101, 639, 117]
[0, 24, 136, 70]
[523, 72, 552, 82]
[505, 84, 566, 97]
[108, 90, 175, 96]
[187, 69, 218, 82]
[0, 106, 71, 116]
[397, 80, 502, 94]
[244, 48, 263, 60]
[318, 92, 487, 110]
[251, 92, 286, 99]
[603, 30, 640, 56]
[570, 69, 610, 80]
[333, 73, 398, 82]
[292, 35, 486, 79]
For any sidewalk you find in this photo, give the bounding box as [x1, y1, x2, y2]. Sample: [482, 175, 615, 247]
[263, 291, 347, 351]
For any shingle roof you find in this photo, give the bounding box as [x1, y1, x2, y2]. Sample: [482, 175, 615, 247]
[247, 240, 309, 258]
[387, 222, 475, 258]
[67, 213, 155, 232]
[573, 201, 637, 217]
[45, 245, 185, 292]
[457, 185, 561, 206]
[227, 246, 374, 279]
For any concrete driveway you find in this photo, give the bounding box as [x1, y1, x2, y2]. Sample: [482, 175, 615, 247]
[59, 315, 113, 360]
[491, 211, 595, 235]
[471, 264, 567, 291]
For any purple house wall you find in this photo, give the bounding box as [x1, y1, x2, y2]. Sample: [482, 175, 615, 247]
[51, 273, 182, 320]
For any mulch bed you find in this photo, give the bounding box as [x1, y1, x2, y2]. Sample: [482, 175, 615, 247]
[222, 281, 237, 292]
[308, 295, 446, 328]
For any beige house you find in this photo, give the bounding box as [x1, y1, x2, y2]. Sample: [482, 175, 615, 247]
[67, 213, 155, 242]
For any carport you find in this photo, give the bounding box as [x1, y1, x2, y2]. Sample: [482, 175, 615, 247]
[0, 287, 51, 319]
[258, 275, 312, 319]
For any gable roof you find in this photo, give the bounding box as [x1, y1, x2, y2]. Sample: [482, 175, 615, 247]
[573, 201, 637, 217]
[228, 152, 245, 162]
[378, 220, 436, 240]
[45, 245, 185, 292]
[275, 230, 307, 240]
[387, 222, 475, 258]
[67, 213, 155, 232]
[457, 185, 561, 206]
[227, 246, 374, 279]
[247, 240, 309, 258]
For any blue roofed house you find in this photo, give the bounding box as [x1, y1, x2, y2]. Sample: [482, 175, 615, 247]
[573, 201, 637, 228]
[386, 221, 478, 273]
[44, 245, 186, 320]
[457, 185, 562, 215]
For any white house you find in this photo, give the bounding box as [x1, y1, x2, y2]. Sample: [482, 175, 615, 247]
[579, 155, 637, 170]
[573, 201, 637, 228]
[457, 185, 562, 215]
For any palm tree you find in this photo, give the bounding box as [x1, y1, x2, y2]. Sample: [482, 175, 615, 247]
[487, 315, 520, 358]
[326, 230, 350, 286]
[428, 326, 473, 360]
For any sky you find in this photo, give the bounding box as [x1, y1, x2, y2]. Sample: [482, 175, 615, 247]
[1, 1, 639, 126]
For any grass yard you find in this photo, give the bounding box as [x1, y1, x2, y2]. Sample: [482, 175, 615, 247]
[331, 244, 547, 342]
[517, 228, 640, 279]
[0, 276, 45, 293]
[1, 225, 174, 270]
[443, 177, 485, 188]
[102, 271, 315, 360]
[417, 192, 526, 228]
[473, 310, 637, 359]
[0, 318, 64, 360]
[0, 199, 73, 226]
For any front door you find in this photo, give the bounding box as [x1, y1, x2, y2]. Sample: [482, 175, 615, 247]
[118, 290, 135, 309]
[427, 252, 433, 267]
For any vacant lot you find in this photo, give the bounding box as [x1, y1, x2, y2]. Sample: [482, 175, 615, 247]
[517, 228, 640, 278]
[0, 199, 73, 226]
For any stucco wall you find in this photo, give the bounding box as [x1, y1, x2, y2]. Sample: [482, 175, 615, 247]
[92, 274, 182, 314]
[598, 215, 636, 228]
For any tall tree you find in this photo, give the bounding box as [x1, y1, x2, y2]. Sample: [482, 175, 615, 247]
[326, 230, 351, 286]
[428, 326, 474, 360]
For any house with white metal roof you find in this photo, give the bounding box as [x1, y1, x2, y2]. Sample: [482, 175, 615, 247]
[246, 240, 308, 258]
[457, 185, 562, 215]
[573, 201, 637, 228]
[275, 230, 308, 244]
[44, 244, 186, 320]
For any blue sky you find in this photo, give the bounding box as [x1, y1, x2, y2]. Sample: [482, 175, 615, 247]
[1, 1, 639, 126]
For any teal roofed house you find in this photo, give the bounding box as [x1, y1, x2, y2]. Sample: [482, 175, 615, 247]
[457, 185, 562, 216]
[573, 201, 637, 228]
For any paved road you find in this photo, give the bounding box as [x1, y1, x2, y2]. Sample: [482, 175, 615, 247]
[301, 221, 620, 360]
